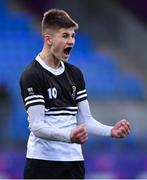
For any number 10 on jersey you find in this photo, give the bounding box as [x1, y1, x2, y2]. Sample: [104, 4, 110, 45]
[48, 88, 57, 99]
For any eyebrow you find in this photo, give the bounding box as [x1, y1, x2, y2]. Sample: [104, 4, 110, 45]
[62, 32, 75, 36]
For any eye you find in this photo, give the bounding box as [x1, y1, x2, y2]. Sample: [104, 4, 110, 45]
[72, 33, 75, 38]
[62, 33, 68, 38]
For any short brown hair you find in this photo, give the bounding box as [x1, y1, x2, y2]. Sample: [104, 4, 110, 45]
[41, 9, 78, 35]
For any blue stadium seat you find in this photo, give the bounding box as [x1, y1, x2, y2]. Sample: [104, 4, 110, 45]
[0, 1, 145, 141]
[121, 73, 145, 99]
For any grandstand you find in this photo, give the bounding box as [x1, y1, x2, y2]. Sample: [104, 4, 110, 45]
[0, 0, 147, 178]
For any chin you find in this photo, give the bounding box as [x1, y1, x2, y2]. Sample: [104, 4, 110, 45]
[62, 58, 69, 62]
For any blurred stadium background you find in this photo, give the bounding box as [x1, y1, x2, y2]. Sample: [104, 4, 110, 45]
[0, 0, 147, 178]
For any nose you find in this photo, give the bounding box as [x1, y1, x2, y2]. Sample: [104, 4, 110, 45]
[67, 37, 74, 45]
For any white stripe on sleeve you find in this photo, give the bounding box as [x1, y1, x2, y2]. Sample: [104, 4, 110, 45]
[25, 95, 44, 102]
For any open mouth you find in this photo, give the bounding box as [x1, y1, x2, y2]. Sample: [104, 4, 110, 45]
[63, 47, 72, 55]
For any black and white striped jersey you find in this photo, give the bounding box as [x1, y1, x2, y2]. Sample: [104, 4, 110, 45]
[20, 57, 87, 114]
[19, 55, 88, 161]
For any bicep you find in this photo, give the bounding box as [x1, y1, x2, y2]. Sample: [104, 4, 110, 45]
[77, 99, 92, 124]
[27, 105, 46, 131]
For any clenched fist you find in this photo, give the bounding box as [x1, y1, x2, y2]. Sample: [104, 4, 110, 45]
[70, 124, 88, 144]
[111, 119, 131, 138]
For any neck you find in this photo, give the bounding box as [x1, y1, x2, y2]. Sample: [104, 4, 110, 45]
[39, 48, 61, 69]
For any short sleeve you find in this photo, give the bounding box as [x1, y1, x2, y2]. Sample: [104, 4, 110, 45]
[76, 69, 87, 103]
[20, 72, 45, 111]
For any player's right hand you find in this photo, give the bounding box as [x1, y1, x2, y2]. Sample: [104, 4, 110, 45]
[70, 124, 88, 144]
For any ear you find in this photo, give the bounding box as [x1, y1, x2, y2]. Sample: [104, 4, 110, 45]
[44, 34, 53, 46]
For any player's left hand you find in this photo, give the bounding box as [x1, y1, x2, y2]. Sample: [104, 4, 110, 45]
[111, 119, 131, 138]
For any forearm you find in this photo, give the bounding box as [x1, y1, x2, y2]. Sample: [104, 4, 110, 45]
[77, 100, 113, 136]
[33, 126, 71, 142]
[85, 117, 113, 136]
[28, 105, 71, 143]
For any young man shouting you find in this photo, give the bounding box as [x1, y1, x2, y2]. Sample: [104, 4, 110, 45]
[20, 8, 130, 179]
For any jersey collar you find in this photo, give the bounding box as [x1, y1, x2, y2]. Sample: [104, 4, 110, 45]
[35, 54, 65, 76]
